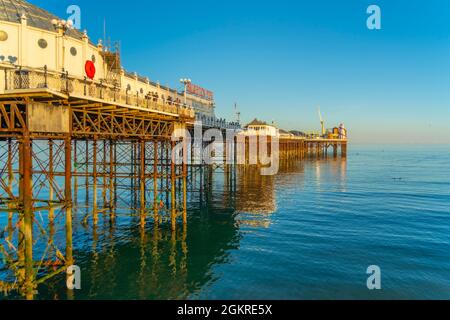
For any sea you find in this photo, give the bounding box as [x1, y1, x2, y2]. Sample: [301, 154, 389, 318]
[1, 144, 450, 300]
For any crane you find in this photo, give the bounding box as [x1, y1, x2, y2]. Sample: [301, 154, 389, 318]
[318, 107, 326, 137]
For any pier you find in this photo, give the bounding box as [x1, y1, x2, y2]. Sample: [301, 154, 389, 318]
[0, 78, 346, 297]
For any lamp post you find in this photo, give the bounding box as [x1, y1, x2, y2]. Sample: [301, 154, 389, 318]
[179, 78, 191, 105]
[51, 18, 74, 34]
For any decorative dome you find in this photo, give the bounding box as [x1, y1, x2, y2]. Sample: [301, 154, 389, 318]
[0, 0, 85, 40]
[245, 118, 269, 127]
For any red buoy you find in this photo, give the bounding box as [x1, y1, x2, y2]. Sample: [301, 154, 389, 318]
[85, 60, 96, 80]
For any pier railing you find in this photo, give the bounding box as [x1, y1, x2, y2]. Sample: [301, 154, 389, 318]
[4, 66, 195, 118]
[196, 113, 241, 130]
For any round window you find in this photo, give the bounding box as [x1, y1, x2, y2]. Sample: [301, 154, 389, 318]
[70, 47, 77, 56]
[0, 30, 8, 41]
[38, 39, 48, 49]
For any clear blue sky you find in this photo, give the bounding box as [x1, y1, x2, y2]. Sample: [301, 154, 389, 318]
[33, 0, 450, 143]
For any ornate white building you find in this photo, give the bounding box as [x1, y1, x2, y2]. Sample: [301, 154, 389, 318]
[0, 0, 240, 127]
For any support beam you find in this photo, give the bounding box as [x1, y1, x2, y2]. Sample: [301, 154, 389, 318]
[65, 136, 73, 267]
[92, 138, 98, 225]
[171, 140, 176, 231]
[48, 140, 54, 222]
[109, 140, 115, 221]
[140, 139, 146, 227]
[182, 137, 188, 225]
[19, 134, 34, 300]
[153, 140, 159, 222]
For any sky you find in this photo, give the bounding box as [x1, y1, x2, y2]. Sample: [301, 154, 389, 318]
[31, 0, 450, 144]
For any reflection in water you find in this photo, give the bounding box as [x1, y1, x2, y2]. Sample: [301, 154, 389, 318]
[33, 206, 241, 299]
[4, 147, 450, 300]
[1, 158, 348, 299]
[311, 157, 347, 192]
[236, 167, 277, 215]
[234, 159, 347, 229]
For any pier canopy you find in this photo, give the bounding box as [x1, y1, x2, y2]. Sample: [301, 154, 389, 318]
[242, 118, 279, 137]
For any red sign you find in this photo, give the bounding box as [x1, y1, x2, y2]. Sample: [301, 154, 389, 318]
[85, 60, 96, 80]
[187, 83, 214, 100]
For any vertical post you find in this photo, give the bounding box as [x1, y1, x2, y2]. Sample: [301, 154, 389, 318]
[223, 135, 228, 173]
[341, 142, 347, 158]
[226, 135, 231, 190]
[85, 140, 89, 204]
[43, 65, 48, 87]
[301, 141, 304, 159]
[74, 140, 78, 204]
[140, 139, 146, 227]
[182, 137, 188, 225]
[4, 68, 8, 91]
[114, 142, 117, 208]
[304, 141, 307, 158]
[199, 139, 204, 206]
[65, 71, 69, 93]
[288, 141, 291, 160]
[245, 136, 249, 166]
[102, 140, 107, 208]
[171, 140, 176, 231]
[92, 138, 98, 225]
[65, 105, 74, 301]
[20, 134, 34, 299]
[65, 136, 73, 267]
[234, 134, 238, 189]
[164, 141, 169, 207]
[109, 140, 115, 220]
[298, 141, 301, 159]
[48, 140, 54, 222]
[300, 140, 305, 160]
[161, 141, 165, 208]
[131, 141, 136, 206]
[189, 138, 193, 202]
[153, 140, 159, 222]
[7, 138, 13, 238]
[17, 136, 25, 289]
[291, 141, 293, 160]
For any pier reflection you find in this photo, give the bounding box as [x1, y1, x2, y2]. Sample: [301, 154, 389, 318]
[310, 157, 348, 192]
[31, 206, 239, 300]
[1, 157, 347, 299]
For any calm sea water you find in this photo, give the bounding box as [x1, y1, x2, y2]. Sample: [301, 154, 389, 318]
[2, 144, 450, 300]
